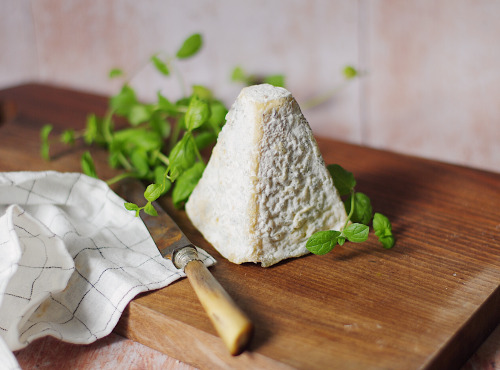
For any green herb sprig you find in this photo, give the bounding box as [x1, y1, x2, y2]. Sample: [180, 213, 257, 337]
[305, 164, 395, 255]
[41, 33, 226, 215]
[231, 66, 286, 88]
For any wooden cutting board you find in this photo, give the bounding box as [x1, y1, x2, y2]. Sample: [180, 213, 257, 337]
[0, 84, 498, 369]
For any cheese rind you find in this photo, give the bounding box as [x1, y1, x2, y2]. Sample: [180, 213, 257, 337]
[186, 84, 347, 267]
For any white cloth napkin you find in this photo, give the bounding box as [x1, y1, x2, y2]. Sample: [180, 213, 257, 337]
[0, 171, 215, 369]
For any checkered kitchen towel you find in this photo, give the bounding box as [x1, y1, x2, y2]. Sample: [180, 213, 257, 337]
[0, 171, 215, 369]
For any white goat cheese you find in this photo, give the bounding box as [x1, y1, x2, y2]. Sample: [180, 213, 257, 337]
[186, 84, 347, 267]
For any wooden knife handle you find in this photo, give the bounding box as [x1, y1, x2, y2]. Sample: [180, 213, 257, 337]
[184, 259, 253, 355]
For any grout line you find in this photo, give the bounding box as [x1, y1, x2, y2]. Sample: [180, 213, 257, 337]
[357, 0, 369, 145]
[28, 0, 41, 82]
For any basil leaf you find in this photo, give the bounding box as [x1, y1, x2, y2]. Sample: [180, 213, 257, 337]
[81, 151, 97, 178]
[109, 68, 124, 79]
[151, 55, 170, 76]
[144, 183, 163, 202]
[153, 166, 171, 196]
[185, 96, 210, 131]
[328, 164, 356, 196]
[128, 104, 153, 126]
[130, 149, 150, 177]
[124, 202, 139, 211]
[345, 192, 373, 225]
[40, 124, 53, 161]
[112, 128, 162, 153]
[157, 92, 178, 115]
[176, 33, 202, 59]
[263, 74, 285, 87]
[169, 133, 197, 174]
[343, 65, 358, 79]
[207, 100, 227, 132]
[60, 129, 75, 145]
[110, 85, 137, 116]
[192, 85, 213, 101]
[149, 112, 171, 138]
[194, 131, 217, 150]
[305, 230, 341, 255]
[231, 66, 246, 82]
[172, 162, 205, 208]
[144, 202, 158, 216]
[343, 223, 369, 243]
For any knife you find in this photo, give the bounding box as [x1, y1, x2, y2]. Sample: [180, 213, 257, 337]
[115, 179, 253, 356]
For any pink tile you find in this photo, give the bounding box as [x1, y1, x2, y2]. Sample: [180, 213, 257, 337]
[364, 0, 500, 172]
[0, 0, 38, 89]
[29, 0, 361, 142]
[14, 333, 195, 369]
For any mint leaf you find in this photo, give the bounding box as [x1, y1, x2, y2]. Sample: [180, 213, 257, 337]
[176, 33, 202, 59]
[345, 192, 373, 225]
[373, 212, 392, 236]
[379, 235, 395, 249]
[151, 55, 170, 76]
[373, 213, 395, 248]
[144, 202, 158, 216]
[343, 223, 369, 243]
[185, 96, 210, 131]
[172, 162, 205, 207]
[144, 183, 163, 202]
[327, 164, 356, 196]
[306, 230, 341, 255]
[81, 151, 97, 178]
[40, 124, 53, 161]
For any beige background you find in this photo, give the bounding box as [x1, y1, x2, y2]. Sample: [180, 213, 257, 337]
[1, 0, 499, 173]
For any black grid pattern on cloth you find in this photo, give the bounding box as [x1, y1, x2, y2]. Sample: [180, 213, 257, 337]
[0, 171, 215, 348]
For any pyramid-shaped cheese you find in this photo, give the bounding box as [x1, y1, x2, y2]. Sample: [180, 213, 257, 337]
[186, 84, 347, 267]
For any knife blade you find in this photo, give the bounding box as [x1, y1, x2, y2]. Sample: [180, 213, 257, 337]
[115, 179, 253, 356]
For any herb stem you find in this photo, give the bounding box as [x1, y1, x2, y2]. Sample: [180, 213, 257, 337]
[106, 171, 137, 185]
[169, 121, 182, 152]
[190, 134, 204, 163]
[341, 190, 356, 231]
[117, 152, 133, 171]
[157, 152, 170, 166]
[102, 108, 115, 144]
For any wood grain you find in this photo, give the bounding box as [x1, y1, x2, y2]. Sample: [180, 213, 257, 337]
[1, 84, 499, 369]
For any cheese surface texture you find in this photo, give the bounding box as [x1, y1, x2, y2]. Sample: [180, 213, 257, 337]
[185, 84, 347, 267]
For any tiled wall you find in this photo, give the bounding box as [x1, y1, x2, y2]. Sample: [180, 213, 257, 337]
[1, 0, 499, 172]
